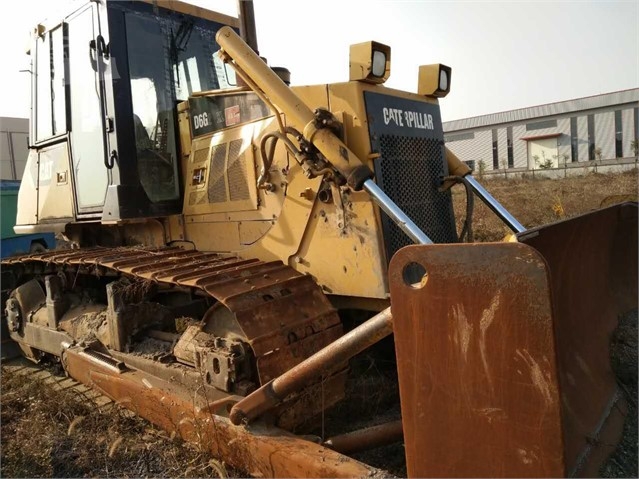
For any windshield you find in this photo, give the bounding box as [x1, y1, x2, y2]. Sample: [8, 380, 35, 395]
[112, 2, 234, 203]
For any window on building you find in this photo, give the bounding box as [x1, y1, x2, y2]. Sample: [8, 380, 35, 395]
[526, 119, 557, 131]
[506, 126, 513, 168]
[587, 114, 595, 161]
[635, 107, 639, 142]
[444, 132, 474, 142]
[492, 129, 498, 169]
[614, 110, 623, 158]
[570, 117, 579, 162]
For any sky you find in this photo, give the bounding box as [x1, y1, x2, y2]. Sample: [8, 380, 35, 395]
[0, 0, 637, 122]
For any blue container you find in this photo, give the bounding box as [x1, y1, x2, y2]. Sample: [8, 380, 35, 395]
[1, 180, 56, 258]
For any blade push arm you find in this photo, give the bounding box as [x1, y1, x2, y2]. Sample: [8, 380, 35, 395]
[445, 148, 526, 234]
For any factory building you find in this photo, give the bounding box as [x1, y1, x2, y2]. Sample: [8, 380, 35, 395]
[0, 117, 29, 180]
[443, 89, 639, 176]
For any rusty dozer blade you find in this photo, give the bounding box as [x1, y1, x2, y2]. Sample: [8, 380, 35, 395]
[518, 202, 638, 477]
[389, 202, 637, 478]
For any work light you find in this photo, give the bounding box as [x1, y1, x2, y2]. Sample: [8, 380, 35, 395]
[418, 64, 452, 97]
[349, 41, 391, 84]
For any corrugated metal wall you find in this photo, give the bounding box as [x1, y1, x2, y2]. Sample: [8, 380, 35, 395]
[444, 90, 639, 172]
[446, 130, 494, 171]
[597, 111, 615, 160]
[513, 125, 527, 168]
[557, 118, 571, 162]
[577, 115, 589, 161]
[622, 109, 635, 157]
[0, 117, 29, 181]
[497, 128, 508, 169]
[444, 89, 639, 131]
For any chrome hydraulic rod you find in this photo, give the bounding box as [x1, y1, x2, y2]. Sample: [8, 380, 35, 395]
[465, 175, 526, 233]
[229, 307, 394, 425]
[363, 179, 433, 245]
[445, 148, 526, 234]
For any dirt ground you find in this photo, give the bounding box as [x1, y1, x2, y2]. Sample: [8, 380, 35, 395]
[0, 363, 241, 478]
[1, 170, 637, 478]
[451, 169, 637, 241]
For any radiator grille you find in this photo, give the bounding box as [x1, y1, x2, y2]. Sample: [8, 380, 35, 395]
[227, 139, 250, 201]
[376, 134, 457, 259]
[193, 147, 209, 164]
[208, 144, 228, 204]
[188, 190, 206, 206]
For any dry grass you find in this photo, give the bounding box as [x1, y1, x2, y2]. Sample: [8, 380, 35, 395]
[451, 170, 638, 477]
[451, 170, 638, 242]
[0, 363, 239, 478]
[1, 171, 636, 478]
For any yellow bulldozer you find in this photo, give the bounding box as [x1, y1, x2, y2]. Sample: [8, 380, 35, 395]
[2, 1, 636, 477]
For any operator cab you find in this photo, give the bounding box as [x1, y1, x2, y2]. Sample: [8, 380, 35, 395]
[18, 0, 238, 231]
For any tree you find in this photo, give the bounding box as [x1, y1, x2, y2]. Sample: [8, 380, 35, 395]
[535, 151, 553, 169]
[478, 159, 487, 179]
[500, 158, 509, 178]
[594, 147, 603, 162]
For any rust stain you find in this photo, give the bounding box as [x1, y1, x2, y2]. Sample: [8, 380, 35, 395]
[63, 348, 379, 478]
[451, 304, 472, 362]
[390, 242, 566, 477]
[479, 292, 501, 393]
[517, 448, 539, 465]
[474, 407, 507, 424]
[516, 349, 554, 406]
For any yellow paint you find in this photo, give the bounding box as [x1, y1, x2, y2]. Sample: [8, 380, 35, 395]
[15, 150, 39, 227]
[178, 82, 414, 301]
[38, 142, 75, 221]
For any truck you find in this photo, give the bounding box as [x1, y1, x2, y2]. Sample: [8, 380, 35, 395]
[1, 1, 636, 477]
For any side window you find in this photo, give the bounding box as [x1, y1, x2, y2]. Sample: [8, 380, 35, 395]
[51, 26, 67, 135]
[34, 25, 67, 143]
[35, 33, 52, 141]
[125, 12, 180, 203]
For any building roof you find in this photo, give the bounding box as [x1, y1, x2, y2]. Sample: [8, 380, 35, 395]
[443, 89, 639, 132]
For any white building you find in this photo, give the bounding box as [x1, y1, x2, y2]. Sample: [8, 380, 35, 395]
[0, 117, 29, 180]
[443, 89, 639, 176]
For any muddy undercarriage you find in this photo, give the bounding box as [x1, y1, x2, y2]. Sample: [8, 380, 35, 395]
[1, 246, 407, 477]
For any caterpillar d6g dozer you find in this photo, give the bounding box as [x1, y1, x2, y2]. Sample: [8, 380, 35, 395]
[2, 1, 636, 477]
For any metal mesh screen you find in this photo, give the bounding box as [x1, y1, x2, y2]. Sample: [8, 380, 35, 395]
[207, 144, 228, 204]
[193, 147, 209, 164]
[188, 190, 207, 206]
[376, 134, 457, 259]
[227, 139, 250, 201]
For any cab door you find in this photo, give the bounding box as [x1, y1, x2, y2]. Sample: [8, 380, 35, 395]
[66, 3, 110, 213]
